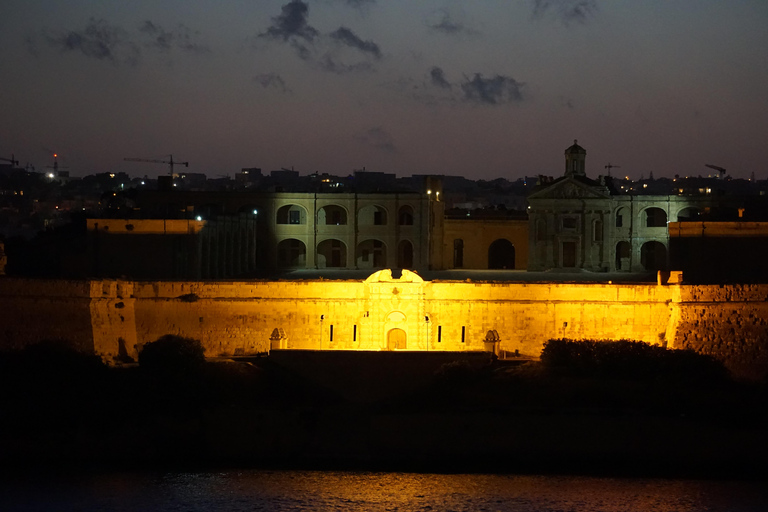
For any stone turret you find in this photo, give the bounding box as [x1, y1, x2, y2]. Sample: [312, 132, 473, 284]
[564, 139, 586, 177]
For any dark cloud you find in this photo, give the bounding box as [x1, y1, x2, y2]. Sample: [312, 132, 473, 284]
[356, 127, 396, 152]
[430, 67, 451, 89]
[140, 21, 209, 54]
[329, 27, 381, 59]
[461, 74, 525, 105]
[262, 0, 319, 42]
[320, 55, 373, 74]
[532, 0, 598, 25]
[426, 10, 477, 35]
[254, 73, 291, 93]
[42, 18, 139, 65]
[343, 0, 375, 6]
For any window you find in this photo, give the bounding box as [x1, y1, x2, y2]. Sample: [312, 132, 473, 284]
[373, 211, 383, 225]
[461, 326, 466, 343]
[562, 217, 577, 230]
[453, 239, 464, 268]
[438, 326, 442, 343]
[329, 324, 334, 342]
[615, 208, 624, 228]
[289, 210, 300, 224]
[353, 325, 357, 342]
[593, 220, 603, 242]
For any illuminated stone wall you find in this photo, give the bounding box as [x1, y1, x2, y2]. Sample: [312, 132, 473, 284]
[1, 275, 767, 379]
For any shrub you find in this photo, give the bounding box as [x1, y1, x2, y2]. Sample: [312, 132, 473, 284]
[540, 338, 729, 384]
[138, 335, 206, 376]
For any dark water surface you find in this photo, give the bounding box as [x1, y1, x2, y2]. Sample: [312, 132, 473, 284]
[2, 470, 766, 511]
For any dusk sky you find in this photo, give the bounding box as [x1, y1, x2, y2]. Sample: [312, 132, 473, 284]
[1, 0, 766, 181]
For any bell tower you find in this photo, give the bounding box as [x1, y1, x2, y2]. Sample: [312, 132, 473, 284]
[564, 139, 586, 177]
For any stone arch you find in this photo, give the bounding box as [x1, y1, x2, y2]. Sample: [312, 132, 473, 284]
[641, 241, 667, 271]
[318, 204, 348, 225]
[387, 328, 407, 350]
[644, 207, 667, 227]
[277, 239, 306, 267]
[317, 238, 347, 268]
[676, 207, 701, 222]
[397, 240, 414, 268]
[276, 204, 307, 225]
[398, 205, 414, 225]
[356, 239, 387, 268]
[488, 239, 515, 269]
[358, 204, 388, 226]
[615, 241, 631, 271]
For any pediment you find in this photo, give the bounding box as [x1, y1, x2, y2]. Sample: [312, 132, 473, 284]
[528, 177, 610, 200]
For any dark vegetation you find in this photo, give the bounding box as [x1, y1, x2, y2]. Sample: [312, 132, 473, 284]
[0, 337, 766, 475]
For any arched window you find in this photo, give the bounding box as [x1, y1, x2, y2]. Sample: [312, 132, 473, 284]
[357, 239, 386, 268]
[615, 241, 630, 270]
[277, 239, 306, 267]
[676, 207, 700, 222]
[645, 207, 667, 227]
[398, 205, 414, 225]
[615, 207, 625, 228]
[318, 205, 347, 225]
[276, 204, 306, 225]
[358, 204, 387, 225]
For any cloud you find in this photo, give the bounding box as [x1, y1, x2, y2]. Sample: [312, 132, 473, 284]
[426, 10, 478, 36]
[42, 18, 139, 65]
[262, 0, 319, 42]
[254, 73, 291, 93]
[356, 127, 396, 152]
[139, 21, 209, 54]
[531, 0, 598, 25]
[330, 27, 381, 59]
[460, 73, 525, 105]
[320, 55, 373, 74]
[430, 66, 452, 89]
[343, 0, 375, 6]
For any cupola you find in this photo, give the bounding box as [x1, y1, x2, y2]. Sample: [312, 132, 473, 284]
[564, 139, 586, 177]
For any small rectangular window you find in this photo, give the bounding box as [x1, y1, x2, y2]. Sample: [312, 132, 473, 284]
[437, 326, 442, 343]
[330, 324, 334, 342]
[562, 217, 577, 230]
[461, 326, 466, 343]
[353, 325, 357, 342]
[373, 211, 383, 225]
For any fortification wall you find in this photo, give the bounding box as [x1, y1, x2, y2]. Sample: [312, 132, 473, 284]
[1, 277, 767, 379]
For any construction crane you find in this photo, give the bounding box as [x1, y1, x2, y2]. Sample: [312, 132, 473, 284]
[604, 163, 620, 176]
[124, 155, 189, 177]
[0, 154, 19, 167]
[46, 153, 68, 176]
[705, 164, 726, 177]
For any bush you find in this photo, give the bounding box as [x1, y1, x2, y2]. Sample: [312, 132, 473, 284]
[540, 338, 729, 384]
[138, 335, 206, 376]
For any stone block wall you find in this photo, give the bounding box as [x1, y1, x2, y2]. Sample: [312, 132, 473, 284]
[1, 276, 767, 380]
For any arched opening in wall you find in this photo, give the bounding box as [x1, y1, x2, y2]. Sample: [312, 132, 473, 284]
[358, 204, 388, 226]
[397, 240, 414, 269]
[277, 239, 306, 268]
[317, 238, 347, 268]
[615, 241, 631, 271]
[398, 205, 414, 225]
[357, 239, 386, 268]
[197, 203, 223, 220]
[615, 207, 625, 228]
[676, 207, 700, 222]
[645, 207, 667, 227]
[488, 239, 515, 269]
[641, 241, 667, 271]
[318, 205, 347, 225]
[535, 219, 546, 241]
[387, 328, 407, 350]
[453, 239, 464, 268]
[276, 204, 307, 225]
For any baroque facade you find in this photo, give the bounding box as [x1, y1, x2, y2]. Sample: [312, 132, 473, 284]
[527, 141, 726, 272]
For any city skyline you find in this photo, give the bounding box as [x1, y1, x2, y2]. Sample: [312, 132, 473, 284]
[1, 0, 766, 180]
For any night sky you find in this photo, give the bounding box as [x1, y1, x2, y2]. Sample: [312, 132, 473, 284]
[1, 1, 766, 181]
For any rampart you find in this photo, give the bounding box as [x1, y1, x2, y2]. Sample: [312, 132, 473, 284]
[1, 274, 766, 380]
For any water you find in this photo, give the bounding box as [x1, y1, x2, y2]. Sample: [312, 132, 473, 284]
[2, 470, 766, 511]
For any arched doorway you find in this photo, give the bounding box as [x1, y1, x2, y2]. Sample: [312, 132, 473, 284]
[387, 328, 407, 350]
[641, 241, 667, 271]
[488, 239, 515, 269]
[615, 241, 630, 271]
[397, 240, 413, 268]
